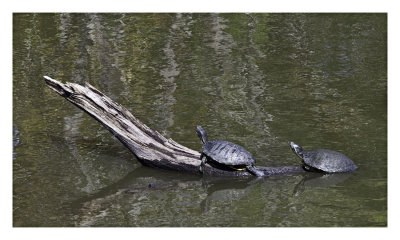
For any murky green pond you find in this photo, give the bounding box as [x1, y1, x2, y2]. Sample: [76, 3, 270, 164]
[13, 13, 387, 227]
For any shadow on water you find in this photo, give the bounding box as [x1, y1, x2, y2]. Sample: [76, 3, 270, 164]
[70, 167, 201, 206]
[68, 167, 204, 226]
[68, 165, 356, 226]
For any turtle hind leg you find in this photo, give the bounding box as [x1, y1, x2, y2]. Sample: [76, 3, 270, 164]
[199, 154, 207, 174]
[247, 165, 267, 177]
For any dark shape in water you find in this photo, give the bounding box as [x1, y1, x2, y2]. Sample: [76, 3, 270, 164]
[13, 124, 20, 148]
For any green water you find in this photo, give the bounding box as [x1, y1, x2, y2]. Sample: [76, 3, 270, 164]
[13, 13, 387, 227]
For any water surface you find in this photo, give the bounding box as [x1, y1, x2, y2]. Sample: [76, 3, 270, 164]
[13, 13, 387, 227]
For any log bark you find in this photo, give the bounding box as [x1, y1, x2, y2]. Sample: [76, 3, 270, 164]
[44, 76, 304, 177]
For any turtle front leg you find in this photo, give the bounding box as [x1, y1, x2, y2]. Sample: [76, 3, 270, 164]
[199, 154, 207, 174]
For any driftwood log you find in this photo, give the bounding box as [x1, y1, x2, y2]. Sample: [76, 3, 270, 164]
[44, 76, 304, 177]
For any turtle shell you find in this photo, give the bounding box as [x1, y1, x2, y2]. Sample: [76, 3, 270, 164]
[202, 140, 256, 166]
[302, 149, 358, 173]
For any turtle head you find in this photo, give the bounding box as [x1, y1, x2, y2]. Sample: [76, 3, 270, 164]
[290, 142, 304, 159]
[196, 126, 208, 144]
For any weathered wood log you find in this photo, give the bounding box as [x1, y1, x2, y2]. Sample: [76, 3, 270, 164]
[44, 76, 304, 177]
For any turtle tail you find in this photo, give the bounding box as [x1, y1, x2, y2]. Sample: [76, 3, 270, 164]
[196, 126, 208, 144]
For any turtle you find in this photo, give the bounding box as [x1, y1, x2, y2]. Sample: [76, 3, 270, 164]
[290, 142, 358, 173]
[196, 126, 265, 177]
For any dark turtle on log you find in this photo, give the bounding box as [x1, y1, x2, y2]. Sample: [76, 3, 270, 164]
[290, 142, 358, 173]
[196, 126, 266, 177]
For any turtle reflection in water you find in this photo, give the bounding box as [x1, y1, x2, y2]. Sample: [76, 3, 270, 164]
[290, 142, 358, 173]
[196, 126, 266, 177]
[293, 172, 354, 196]
[200, 178, 261, 213]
